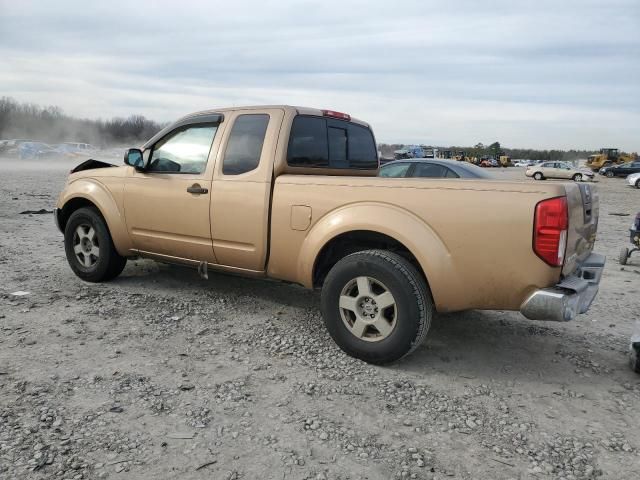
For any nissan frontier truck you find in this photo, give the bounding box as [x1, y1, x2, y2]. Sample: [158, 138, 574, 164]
[54, 106, 604, 363]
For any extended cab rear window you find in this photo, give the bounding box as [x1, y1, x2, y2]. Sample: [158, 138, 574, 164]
[287, 115, 378, 169]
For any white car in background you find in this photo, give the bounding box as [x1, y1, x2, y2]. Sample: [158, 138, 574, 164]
[626, 172, 640, 189]
[525, 161, 595, 182]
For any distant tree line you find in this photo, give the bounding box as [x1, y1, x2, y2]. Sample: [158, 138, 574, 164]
[378, 141, 597, 161]
[0, 96, 610, 159]
[0, 97, 164, 147]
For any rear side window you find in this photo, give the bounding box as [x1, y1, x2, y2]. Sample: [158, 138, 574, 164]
[287, 115, 377, 169]
[347, 123, 378, 169]
[222, 114, 270, 175]
[379, 163, 411, 177]
[287, 117, 329, 167]
[412, 163, 449, 178]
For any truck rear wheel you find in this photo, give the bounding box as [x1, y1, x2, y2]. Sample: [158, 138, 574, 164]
[320, 250, 433, 364]
[64, 207, 127, 282]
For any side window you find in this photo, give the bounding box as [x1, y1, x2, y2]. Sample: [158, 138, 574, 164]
[222, 114, 270, 175]
[412, 163, 447, 178]
[346, 123, 378, 169]
[148, 124, 217, 174]
[379, 163, 410, 177]
[287, 115, 378, 169]
[287, 116, 329, 167]
[444, 168, 460, 178]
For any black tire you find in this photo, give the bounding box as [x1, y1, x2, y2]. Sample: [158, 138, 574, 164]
[619, 247, 629, 266]
[533, 172, 544, 180]
[606, 171, 614, 178]
[320, 249, 433, 364]
[635, 179, 640, 189]
[64, 207, 127, 282]
[572, 173, 582, 182]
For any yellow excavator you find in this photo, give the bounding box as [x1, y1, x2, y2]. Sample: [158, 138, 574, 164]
[453, 150, 467, 162]
[498, 152, 512, 167]
[586, 148, 637, 171]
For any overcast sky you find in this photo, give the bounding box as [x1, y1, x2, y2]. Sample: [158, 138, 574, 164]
[1, 0, 638, 150]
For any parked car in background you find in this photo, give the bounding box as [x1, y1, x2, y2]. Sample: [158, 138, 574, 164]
[526, 161, 594, 182]
[513, 160, 529, 167]
[54, 142, 98, 156]
[626, 172, 640, 189]
[35, 144, 62, 159]
[18, 142, 60, 160]
[379, 159, 494, 179]
[599, 161, 640, 178]
[1, 139, 36, 157]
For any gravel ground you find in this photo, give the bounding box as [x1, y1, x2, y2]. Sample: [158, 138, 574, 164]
[0, 158, 638, 480]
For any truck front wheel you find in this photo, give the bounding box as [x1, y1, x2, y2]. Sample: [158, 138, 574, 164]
[320, 250, 433, 364]
[64, 207, 127, 282]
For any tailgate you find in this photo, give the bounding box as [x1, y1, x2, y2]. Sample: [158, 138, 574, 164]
[563, 183, 599, 276]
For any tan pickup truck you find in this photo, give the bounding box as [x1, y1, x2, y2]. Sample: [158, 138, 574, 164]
[55, 106, 604, 364]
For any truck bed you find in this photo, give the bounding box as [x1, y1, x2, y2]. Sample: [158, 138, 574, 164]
[268, 176, 594, 313]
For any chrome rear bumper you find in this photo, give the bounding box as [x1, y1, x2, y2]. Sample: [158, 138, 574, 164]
[520, 253, 605, 322]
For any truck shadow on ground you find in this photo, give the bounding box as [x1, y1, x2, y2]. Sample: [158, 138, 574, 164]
[115, 261, 616, 383]
[117, 259, 319, 309]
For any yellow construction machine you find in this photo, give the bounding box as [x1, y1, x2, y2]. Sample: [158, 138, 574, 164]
[498, 153, 512, 167]
[586, 148, 637, 171]
[453, 150, 467, 162]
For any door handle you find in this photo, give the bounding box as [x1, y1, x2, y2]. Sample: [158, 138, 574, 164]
[187, 184, 208, 194]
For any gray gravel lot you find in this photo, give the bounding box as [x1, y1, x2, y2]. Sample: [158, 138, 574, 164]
[0, 158, 638, 480]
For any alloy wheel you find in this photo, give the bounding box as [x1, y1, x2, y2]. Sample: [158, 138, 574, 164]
[338, 276, 397, 342]
[73, 224, 100, 268]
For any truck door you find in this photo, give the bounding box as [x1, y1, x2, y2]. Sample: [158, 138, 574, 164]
[123, 118, 224, 263]
[210, 108, 285, 271]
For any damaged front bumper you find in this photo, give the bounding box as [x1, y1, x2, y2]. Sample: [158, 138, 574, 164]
[520, 253, 605, 322]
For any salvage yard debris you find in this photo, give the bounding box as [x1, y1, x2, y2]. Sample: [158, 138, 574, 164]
[0, 157, 638, 479]
[19, 209, 53, 214]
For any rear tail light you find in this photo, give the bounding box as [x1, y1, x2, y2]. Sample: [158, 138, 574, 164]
[534, 196, 568, 266]
[321, 109, 351, 121]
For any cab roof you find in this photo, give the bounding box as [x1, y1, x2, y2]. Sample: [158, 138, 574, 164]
[185, 105, 370, 128]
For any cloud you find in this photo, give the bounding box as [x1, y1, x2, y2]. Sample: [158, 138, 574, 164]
[1, 0, 638, 149]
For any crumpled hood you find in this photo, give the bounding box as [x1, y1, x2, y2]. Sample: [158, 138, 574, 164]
[68, 161, 128, 182]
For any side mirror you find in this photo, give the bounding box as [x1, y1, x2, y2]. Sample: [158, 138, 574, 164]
[124, 148, 144, 169]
